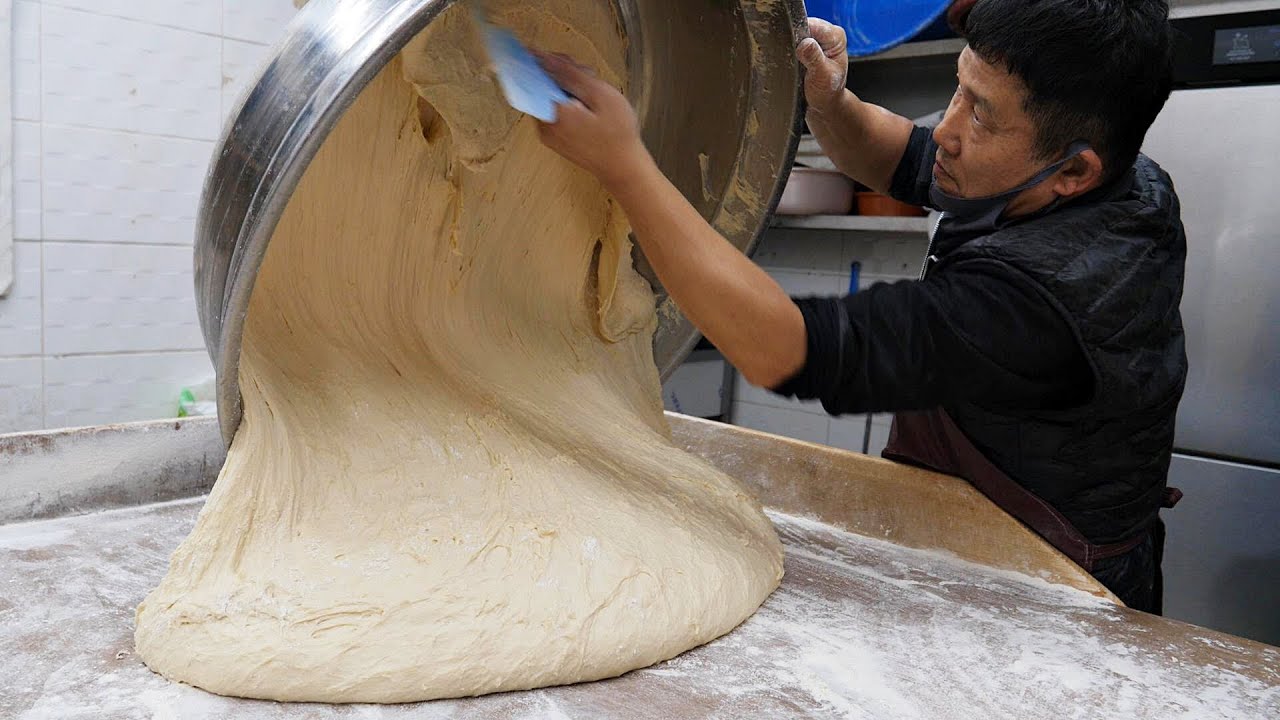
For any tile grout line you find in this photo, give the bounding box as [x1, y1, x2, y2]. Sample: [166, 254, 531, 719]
[40, 121, 219, 145]
[39, 241, 46, 429]
[38, 0, 46, 429]
[40, 239, 197, 248]
[9, 348, 207, 360]
[219, 0, 229, 131]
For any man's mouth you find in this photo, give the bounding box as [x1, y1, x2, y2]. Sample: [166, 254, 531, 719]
[933, 160, 953, 184]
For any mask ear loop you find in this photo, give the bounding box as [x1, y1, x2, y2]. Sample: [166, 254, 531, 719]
[1040, 140, 1094, 202]
[1060, 140, 1092, 166]
[925, 140, 1094, 233]
[1020, 141, 1093, 197]
[933, 140, 1093, 207]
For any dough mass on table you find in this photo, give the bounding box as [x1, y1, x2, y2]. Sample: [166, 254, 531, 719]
[134, 0, 783, 704]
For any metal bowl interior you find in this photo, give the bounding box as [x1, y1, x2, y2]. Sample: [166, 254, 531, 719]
[195, 0, 806, 445]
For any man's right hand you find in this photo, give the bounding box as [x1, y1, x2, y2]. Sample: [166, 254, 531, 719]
[536, 52, 651, 193]
[796, 18, 849, 114]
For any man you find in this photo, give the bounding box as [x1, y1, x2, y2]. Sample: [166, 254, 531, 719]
[536, 0, 1187, 614]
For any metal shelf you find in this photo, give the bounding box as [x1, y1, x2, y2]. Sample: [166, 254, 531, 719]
[770, 214, 933, 233]
[851, 38, 966, 63]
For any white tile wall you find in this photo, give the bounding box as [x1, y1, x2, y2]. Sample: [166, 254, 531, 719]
[12, 1, 39, 122]
[223, 0, 297, 45]
[0, 356, 42, 432]
[843, 235, 928, 281]
[43, 0, 222, 35]
[2, 0, 297, 432]
[828, 414, 871, 453]
[221, 38, 272, 119]
[2, 2, 14, 302]
[663, 356, 725, 418]
[43, 242, 202, 355]
[42, 125, 210, 245]
[734, 401, 832, 446]
[0, 241, 41, 356]
[42, 5, 223, 140]
[12, 120, 40, 239]
[767, 267, 846, 298]
[44, 350, 212, 429]
[751, 228, 846, 273]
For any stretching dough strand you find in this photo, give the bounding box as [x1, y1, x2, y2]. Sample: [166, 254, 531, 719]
[135, 0, 783, 703]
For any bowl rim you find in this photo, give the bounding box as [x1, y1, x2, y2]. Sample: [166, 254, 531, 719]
[194, 0, 808, 446]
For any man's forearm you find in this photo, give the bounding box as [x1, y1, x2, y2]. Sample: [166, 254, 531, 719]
[807, 90, 915, 195]
[605, 156, 807, 389]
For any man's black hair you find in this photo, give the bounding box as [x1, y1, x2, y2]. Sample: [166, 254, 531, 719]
[964, 0, 1174, 182]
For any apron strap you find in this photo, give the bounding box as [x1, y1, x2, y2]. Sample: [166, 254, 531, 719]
[883, 409, 1164, 572]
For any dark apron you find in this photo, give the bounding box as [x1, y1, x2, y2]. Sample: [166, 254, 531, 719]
[882, 408, 1182, 574]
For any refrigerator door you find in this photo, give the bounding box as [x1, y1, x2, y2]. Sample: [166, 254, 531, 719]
[1163, 454, 1280, 646]
[1142, 85, 1280, 466]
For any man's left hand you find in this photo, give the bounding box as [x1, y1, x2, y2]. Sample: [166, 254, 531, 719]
[797, 18, 850, 114]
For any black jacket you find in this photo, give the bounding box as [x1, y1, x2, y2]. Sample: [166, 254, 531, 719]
[777, 126, 1188, 544]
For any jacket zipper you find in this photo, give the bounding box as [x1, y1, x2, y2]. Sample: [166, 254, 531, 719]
[919, 212, 945, 280]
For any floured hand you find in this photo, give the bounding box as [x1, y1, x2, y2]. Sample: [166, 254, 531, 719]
[797, 18, 849, 115]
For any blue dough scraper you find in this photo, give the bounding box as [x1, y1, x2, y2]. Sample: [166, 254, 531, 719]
[473, 10, 570, 122]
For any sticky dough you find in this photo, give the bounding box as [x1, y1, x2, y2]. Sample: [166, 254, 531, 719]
[134, 0, 782, 704]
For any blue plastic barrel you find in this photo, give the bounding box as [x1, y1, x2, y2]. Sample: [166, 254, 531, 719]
[806, 0, 954, 57]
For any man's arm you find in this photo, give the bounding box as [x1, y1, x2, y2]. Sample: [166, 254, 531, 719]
[609, 156, 808, 389]
[532, 18, 920, 390]
[797, 20, 915, 195]
[538, 54, 806, 389]
[775, 261, 1093, 415]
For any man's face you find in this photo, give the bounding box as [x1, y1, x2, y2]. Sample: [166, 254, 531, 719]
[931, 48, 1046, 199]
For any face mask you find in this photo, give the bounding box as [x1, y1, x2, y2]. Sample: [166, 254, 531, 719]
[928, 141, 1091, 231]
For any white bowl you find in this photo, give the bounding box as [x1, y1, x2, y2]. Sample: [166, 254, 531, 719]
[776, 167, 856, 216]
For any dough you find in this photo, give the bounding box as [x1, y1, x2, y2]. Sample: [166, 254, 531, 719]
[135, 0, 782, 704]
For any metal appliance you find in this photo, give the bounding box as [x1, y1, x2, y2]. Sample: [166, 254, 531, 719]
[1141, 7, 1280, 645]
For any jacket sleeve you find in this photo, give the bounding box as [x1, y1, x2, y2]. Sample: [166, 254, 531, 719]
[771, 259, 1092, 416]
[888, 125, 938, 209]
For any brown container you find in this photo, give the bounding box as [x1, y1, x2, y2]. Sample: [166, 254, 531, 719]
[856, 191, 928, 217]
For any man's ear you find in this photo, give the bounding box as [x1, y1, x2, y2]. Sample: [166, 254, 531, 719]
[1053, 148, 1105, 199]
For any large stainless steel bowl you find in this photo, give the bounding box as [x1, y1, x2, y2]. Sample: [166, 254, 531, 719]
[195, 0, 807, 445]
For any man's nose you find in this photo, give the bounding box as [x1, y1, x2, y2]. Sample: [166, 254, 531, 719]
[933, 109, 962, 158]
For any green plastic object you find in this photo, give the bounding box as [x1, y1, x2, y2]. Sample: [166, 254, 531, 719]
[177, 380, 218, 418]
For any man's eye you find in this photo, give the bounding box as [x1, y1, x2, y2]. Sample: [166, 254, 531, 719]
[972, 111, 985, 127]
